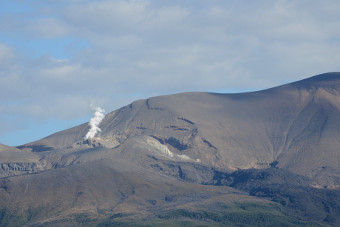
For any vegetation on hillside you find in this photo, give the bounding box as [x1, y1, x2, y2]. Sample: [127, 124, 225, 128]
[14, 202, 328, 227]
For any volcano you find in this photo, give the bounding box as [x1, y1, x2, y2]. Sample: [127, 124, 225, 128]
[2, 72, 340, 226]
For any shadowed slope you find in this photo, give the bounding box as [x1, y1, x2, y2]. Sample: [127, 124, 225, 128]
[0, 157, 263, 226]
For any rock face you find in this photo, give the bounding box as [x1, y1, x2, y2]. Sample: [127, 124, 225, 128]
[0, 143, 43, 177]
[2, 72, 340, 226]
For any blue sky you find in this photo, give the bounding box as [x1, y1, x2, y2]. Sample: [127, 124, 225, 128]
[1, 0, 340, 146]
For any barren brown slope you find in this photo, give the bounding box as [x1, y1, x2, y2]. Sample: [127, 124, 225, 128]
[17, 72, 340, 187]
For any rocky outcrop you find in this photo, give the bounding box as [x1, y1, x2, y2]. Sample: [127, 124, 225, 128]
[0, 163, 44, 177]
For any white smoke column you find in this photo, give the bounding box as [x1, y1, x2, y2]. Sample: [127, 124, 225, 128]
[84, 106, 105, 139]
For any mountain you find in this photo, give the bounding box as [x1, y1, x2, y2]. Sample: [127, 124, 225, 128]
[18, 72, 340, 187]
[1, 72, 340, 226]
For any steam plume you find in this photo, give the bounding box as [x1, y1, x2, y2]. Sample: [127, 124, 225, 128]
[84, 106, 105, 139]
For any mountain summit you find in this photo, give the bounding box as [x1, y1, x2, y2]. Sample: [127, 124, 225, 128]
[2, 72, 340, 226]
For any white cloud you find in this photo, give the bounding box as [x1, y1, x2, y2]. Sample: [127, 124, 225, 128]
[25, 18, 72, 38]
[0, 43, 15, 60]
[62, 0, 149, 34]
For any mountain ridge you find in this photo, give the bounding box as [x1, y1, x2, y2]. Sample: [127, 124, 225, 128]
[13, 72, 340, 187]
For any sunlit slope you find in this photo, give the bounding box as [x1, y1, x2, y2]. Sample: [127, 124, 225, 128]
[133, 72, 340, 186]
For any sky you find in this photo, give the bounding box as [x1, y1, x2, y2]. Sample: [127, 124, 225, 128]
[0, 0, 340, 146]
